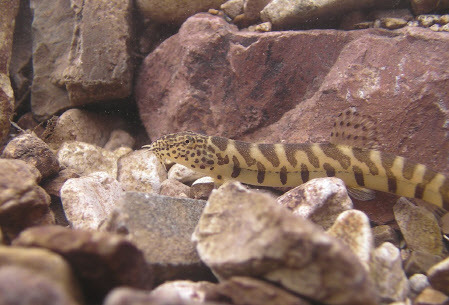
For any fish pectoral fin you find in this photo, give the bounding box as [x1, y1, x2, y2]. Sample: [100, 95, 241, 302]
[347, 186, 377, 201]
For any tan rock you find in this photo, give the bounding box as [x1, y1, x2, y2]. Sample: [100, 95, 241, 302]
[243, 0, 271, 21]
[57, 141, 120, 177]
[168, 163, 207, 184]
[409, 274, 430, 300]
[41, 168, 80, 197]
[0, 246, 82, 305]
[160, 179, 191, 198]
[327, 209, 373, 269]
[13, 225, 153, 299]
[193, 181, 377, 305]
[427, 256, 449, 295]
[440, 14, 449, 24]
[150, 280, 222, 303]
[394, 198, 443, 256]
[221, 0, 244, 19]
[60, 172, 123, 230]
[0, 159, 53, 241]
[190, 176, 215, 199]
[136, 0, 226, 25]
[104, 129, 135, 151]
[104, 192, 212, 284]
[414, 287, 449, 305]
[403, 250, 443, 275]
[370, 242, 409, 303]
[2, 133, 59, 178]
[417, 14, 441, 27]
[277, 177, 353, 230]
[380, 17, 408, 29]
[372, 225, 400, 248]
[117, 149, 167, 193]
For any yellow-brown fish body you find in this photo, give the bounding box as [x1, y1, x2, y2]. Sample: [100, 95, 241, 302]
[145, 131, 449, 210]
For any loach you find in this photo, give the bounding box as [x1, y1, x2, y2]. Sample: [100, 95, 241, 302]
[143, 109, 449, 210]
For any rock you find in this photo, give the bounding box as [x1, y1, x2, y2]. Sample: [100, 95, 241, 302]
[135, 0, 226, 25]
[117, 149, 167, 193]
[409, 274, 430, 300]
[428, 257, 449, 295]
[63, 0, 133, 105]
[411, 0, 449, 14]
[414, 287, 449, 305]
[150, 280, 222, 303]
[104, 129, 135, 151]
[13, 225, 153, 300]
[215, 276, 312, 305]
[57, 141, 120, 177]
[41, 168, 80, 197]
[380, 17, 408, 29]
[441, 14, 449, 24]
[221, 0, 244, 19]
[370, 242, 409, 303]
[277, 177, 353, 230]
[191, 176, 215, 199]
[372, 225, 400, 248]
[136, 14, 449, 184]
[168, 163, 207, 184]
[60, 172, 123, 230]
[29, 0, 74, 119]
[193, 181, 376, 305]
[0, 246, 82, 305]
[368, 9, 414, 21]
[243, 0, 271, 22]
[0, 159, 53, 241]
[44, 109, 126, 149]
[417, 14, 441, 27]
[2, 133, 60, 178]
[403, 250, 443, 275]
[104, 192, 212, 284]
[327, 210, 373, 269]
[394, 198, 443, 256]
[439, 213, 449, 235]
[0, 0, 19, 144]
[16, 112, 44, 135]
[160, 179, 191, 198]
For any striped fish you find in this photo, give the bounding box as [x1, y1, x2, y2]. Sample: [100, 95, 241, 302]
[144, 131, 449, 210]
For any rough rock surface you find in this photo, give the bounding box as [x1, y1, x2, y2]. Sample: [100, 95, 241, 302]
[42, 168, 80, 197]
[427, 256, 449, 295]
[60, 172, 123, 230]
[2, 133, 59, 178]
[63, 0, 133, 105]
[191, 176, 215, 199]
[168, 163, 207, 183]
[193, 181, 377, 305]
[104, 129, 135, 151]
[104, 192, 212, 284]
[0, 246, 83, 305]
[136, 14, 449, 180]
[277, 177, 353, 230]
[0, 159, 53, 241]
[372, 225, 400, 248]
[13, 225, 153, 300]
[117, 150, 167, 193]
[403, 250, 443, 276]
[150, 280, 222, 303]
[0, 0, 19, 144]
[160, 178, 191, 198]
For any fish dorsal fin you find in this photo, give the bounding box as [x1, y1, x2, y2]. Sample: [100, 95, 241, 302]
[330, 107, 379, 150]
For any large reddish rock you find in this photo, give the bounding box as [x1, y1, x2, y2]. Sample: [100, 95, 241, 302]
[136, 13, 449, 179]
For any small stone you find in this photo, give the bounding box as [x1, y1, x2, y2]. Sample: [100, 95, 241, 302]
[57, 141, 120, 177]
[190, 176, 215, 199]
[243, 0, 271, 21]
[160, 179, 191, 198]
[150, 280, 222, 303]
[277, 177, 353, 230]
[372, 225, 400, 248]
[41, 168, 80, 197]
[409, 274, 430, 300]
[117, 149, 167, 193]
[430, 24, 441, 31]
[103, 287, 153, 305]
[13, 225, 153, 300]
[254, 21, 272, 32]
[414, 287, 449, 305]
[327, 210, 373, 269]
[168, 163, 206, 184]
[104, 192, 212, 284]
[221, 0, 244, 19]
[403, 250, 443, 275]
[104, 129, 135, 151]
[2, 133, 59, 178]
[353, 22, 374, 29]
[427, 256, 449, 295]
[408, 20, 420, 27]
[380, 18, 408, 29]
[60, 172, 123, 230]
[193, 181, 376, 305]
[370, 242, 409, 303]
[441, 24, 449, 32]
[440, 15, 449, 25]
[393, 198, 443, 256]
[417, 14, 441, 27]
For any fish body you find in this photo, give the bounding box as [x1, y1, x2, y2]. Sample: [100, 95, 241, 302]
[145, 131, 449, 210]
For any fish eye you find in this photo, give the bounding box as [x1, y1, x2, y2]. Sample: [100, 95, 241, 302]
[184, 136, 194, 144]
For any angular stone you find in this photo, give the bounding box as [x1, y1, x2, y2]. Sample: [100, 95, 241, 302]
[136, 14, 449, 184]
[104, 192, 212, 284]
[277, 177, 353, 230]
[372, 225, 400, 248]
[380, 17, 408, 29]
[394, 198, 443, 255]
[191, 176, 215, 200]
[57, 141, 120, 177]
[117, 149, 167, 193]
[0, 246, 82, 305]
[414, 287, 449, 305]
[409, 274, 430, 300]
[244, 0, 271, 21]
[168, 163, 207, 184]
[135, 0, 226, 25]
[2, 133, 60, 178]
[411, 0, 449, 14]
[0, 159, 53, 241]
[63, 0, 133, 105]
[370, 242, 409, 303]
[13, 225, 153, 300]
[150, 280, 222, 303]
[42, 168, 80, 197]
[403, 250, 443, 275]
[45, 109, 126, 150]
[60, 172, 123, 230]
[160, 179, 191, 198]
[417, 14, 441, 27]
[428, 256, 449, 295]
[30, 0, 74, 119]
[0, 0, 19, 144]
[193, 181, 376, 305]
[104, 129, 135, 151]
[221, 0, 244, 19]
[327, 209, 373, 269]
